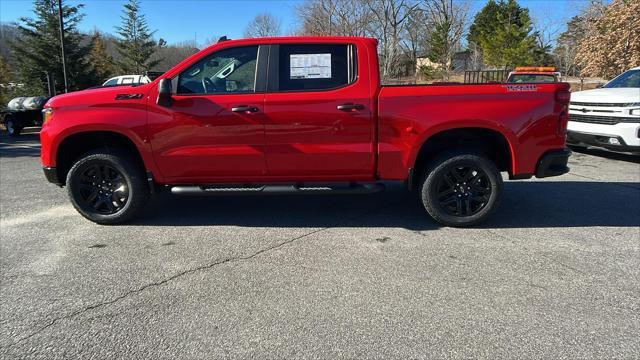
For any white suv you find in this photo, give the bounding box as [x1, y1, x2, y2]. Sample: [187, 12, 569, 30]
[567, 67, 640, 154]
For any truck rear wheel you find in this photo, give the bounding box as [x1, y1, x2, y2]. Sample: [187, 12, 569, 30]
[66, 150, 149, 224]
[420, 152, 502, 227]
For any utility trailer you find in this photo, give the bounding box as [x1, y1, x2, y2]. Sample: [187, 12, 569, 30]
[2, 96, 48, 136]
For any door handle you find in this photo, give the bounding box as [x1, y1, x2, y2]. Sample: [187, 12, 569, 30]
[337, 103, 364, 111]
[231, 106, 259, 113]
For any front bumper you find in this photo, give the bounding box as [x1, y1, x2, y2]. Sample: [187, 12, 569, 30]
[43, 167, 63, 186]
[535, 148, 571, 178]
[567, 130, 640, 153]
[567, 119, 640, 147]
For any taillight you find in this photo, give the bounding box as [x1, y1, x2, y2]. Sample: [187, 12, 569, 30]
[555, 89, 570, 136]
[555, 90, 571, 104]
[558, 110, 569, 136]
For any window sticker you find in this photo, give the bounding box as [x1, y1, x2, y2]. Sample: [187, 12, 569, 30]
[290, 53, 332, 79]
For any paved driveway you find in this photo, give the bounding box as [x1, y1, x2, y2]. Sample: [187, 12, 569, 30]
[1, 131, 639, 359]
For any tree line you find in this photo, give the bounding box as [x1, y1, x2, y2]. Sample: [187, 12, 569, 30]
[556, 0, 639, 79]
[252, 0, 638, 81]
[0, 0, 199, 102]
[288, 0, 555, 80]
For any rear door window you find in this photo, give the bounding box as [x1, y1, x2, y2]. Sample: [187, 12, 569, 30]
[276, 44, 356, 92]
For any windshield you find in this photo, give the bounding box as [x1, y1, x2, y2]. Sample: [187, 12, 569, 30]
[604, 69, 640, 88]
[508, 74, 557, 83]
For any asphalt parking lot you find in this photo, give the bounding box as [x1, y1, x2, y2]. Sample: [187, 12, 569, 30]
[1, 130, 639, 359]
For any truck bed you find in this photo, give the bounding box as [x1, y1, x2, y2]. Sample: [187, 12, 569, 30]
[376, 82, 571, 179]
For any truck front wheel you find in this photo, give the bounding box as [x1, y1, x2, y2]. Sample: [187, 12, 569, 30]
[420, 152, 502, 227]
[66, 150, 149, 224]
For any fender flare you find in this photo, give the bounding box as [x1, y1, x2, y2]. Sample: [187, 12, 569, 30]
[407, 121, 520, 175]
[52, 124, 163, 183]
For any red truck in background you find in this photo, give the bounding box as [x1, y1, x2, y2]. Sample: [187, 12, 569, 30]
[40, 36, 571, 227]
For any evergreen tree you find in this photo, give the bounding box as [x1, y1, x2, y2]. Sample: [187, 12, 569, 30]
[427, 21, 451, 69]
[115, 0, 160, 74]
[472, 0, 538, 68]
[0, 55, 12, 105]
[88, 31, 115, 83]
[11, 0, 94, 94]
[467, 0, 501, 50]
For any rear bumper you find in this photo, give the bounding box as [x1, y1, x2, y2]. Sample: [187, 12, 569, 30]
[535, 148, 571, 178]
[43, 167, 62, 186]
[567, 130, 640, 153]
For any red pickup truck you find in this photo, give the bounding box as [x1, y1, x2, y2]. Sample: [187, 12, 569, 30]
[40, 36, 571, 227]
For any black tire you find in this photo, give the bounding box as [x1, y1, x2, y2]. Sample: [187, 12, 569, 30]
[6, 119, 22, 137]
[66, 149, 149, 224]
[420, 152, 502, 227]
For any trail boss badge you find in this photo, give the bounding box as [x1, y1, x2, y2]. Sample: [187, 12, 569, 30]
[503, 84, 539, 92]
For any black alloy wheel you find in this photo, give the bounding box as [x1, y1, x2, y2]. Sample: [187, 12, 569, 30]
[420, 152, 502, 227]
[78, 163, 129, 215]
[435, 165, 492, 217]
[66, 150, 149, 224]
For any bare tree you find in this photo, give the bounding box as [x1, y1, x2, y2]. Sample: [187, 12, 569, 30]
[533, 16, 559, 55]
[244, 13, 281, 38]
[298, 0, 474, 81]
[297, 0, 372, 36]
[554, 0, 607, 77]
[467, 42, 483, 71]
[421, 0, 468, 77]
[576, 0, 640, 78]
[400, 7, 429, 78]
[365, 0, 419, 79]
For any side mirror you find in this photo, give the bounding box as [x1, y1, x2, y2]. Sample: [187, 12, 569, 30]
[157, 78, 172, 107]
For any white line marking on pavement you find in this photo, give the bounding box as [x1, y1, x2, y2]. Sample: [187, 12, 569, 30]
[0, 205, 77, 227]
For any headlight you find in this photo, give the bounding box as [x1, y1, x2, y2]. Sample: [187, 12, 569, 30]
[42, 108, 53, 123]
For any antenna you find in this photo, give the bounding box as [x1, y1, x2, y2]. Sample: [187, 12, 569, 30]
[217, 36, 229, 43]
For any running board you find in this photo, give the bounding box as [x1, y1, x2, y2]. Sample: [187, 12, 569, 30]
[170, 183, 385, 196]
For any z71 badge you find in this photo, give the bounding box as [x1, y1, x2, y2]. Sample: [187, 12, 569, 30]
[503, 84, 539, 92]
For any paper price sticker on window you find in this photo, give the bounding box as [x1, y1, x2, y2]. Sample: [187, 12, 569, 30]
[290, 53, 332, 79]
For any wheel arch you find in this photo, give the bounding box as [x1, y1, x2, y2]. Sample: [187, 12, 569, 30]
[409, 127, 516, 189]
[54, 130, 151, 186]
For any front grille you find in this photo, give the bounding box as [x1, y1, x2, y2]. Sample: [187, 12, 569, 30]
[569, 114, 640, 125]
[570, 101, 630, 107]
